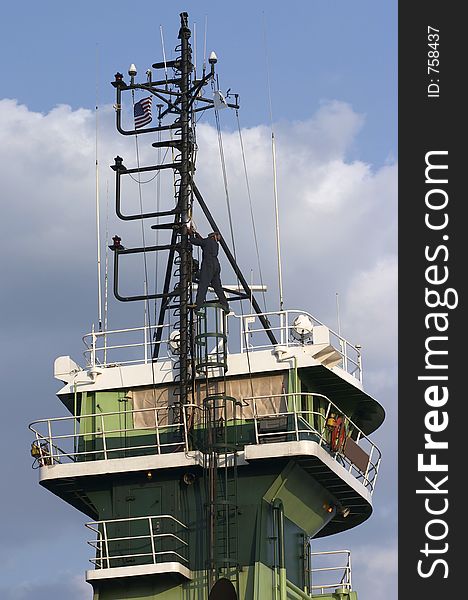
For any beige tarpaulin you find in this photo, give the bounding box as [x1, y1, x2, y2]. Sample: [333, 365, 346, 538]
[130, 372, 288, 429]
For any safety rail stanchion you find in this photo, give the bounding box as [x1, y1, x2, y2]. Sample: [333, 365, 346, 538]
[154, 407, 161, 454]
[253, 399, 259, 444]
[91, 324, 97, 369]
[356, 345, 363, 384]
[347, 550, 352, 589]
[320, 403, 332, 448]
[103, 522, 110, 569]
[96, 529, 104, 569]
[293, 408, 299, 442]
[365, 446, 374, 489]
[47, 421, 53, 463]
[342, 341, 348, 373]
[100, 413, 107, 460]
[149, 518, 157, 564]
[240, 318, 244, 353]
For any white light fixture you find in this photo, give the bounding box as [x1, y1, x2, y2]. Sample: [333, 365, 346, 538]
[291, 314, 314, 341]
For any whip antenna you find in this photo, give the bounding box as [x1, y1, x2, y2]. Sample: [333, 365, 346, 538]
[263, 14, 284, 311]
[95, 44, 103, 331]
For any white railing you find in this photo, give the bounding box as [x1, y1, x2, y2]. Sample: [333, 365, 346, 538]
[28, 404, 201, 465]
[239, 310, 362, 382]
[307, 550, 352, 595]
[249, 393, 381, 493]
[86, 515, 188, 569]
[82, 322, 174, 368]
[81, 309, 362, 382]
[29, 394, 380, 493]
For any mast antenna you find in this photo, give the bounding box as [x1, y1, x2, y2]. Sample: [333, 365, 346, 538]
[202, 15, 208, 76]
[263, 14, 284, 311]
[336, 292, 342, 337]
[95, 44, 103, 331]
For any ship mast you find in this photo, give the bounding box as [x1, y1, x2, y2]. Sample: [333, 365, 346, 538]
[177, 12, 192, 414]
[110, 12, 276, 413]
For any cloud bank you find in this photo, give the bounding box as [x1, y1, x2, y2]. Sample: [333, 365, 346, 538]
[0, 97, 397, 600]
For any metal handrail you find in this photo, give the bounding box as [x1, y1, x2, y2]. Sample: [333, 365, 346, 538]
[247, 392, 381, 493]
[239, 309, 362, 381]
[80, 309, 362, 380]
[82, 322, 173, 367]
[28, 392, 380, 493]
[85, 515, 189, 569]
[28, 404, 202, 464]
[308, 550, 352, 594]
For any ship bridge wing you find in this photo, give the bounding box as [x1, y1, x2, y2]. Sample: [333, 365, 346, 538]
[299, 365, 385, 435]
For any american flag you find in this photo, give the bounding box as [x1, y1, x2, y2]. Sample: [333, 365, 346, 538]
[134, 96, 152, 129]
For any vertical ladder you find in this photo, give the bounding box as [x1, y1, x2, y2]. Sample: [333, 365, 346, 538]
[195, 303, 240, 594]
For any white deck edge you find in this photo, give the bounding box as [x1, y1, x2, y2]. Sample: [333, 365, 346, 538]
[39, 450, 249, 483]
[244, 440, 373, 505]
[39, 451, 204, 482]
[57, 346, 363, 396]
[86, 562, 192, 581]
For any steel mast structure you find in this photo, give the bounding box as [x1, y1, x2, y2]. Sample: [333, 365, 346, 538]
[30, 12, 385, 600]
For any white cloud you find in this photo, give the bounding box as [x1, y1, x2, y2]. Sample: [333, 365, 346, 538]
[352, 543, 398, 600]
[343, 255, 398, 364]
[1, 96, 397, 597]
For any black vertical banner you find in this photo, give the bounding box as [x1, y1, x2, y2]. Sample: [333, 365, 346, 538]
[399, 4, 464, 598]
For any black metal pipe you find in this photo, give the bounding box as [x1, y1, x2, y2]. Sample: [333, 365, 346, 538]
[112, 250, 179, 302]
[114, 85, 180, 136]
[113, 159, 182, 221]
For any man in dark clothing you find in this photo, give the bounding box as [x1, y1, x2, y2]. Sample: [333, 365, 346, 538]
[189, 229, 229, 312]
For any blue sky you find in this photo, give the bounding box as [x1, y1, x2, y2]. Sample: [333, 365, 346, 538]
[1, 0, 396, 164]
[0, 2, 397, 599]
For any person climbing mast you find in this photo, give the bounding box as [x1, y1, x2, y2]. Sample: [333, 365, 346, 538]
[188, 224, 230, 313]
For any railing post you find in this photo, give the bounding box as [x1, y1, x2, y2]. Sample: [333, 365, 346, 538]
[182, 406, 189, 452]
[97, 530, 103, 569]
[293, 408, 299, 442]
[240, 317, 244, 353]
[365, 445, 374, 489]
[103, 522, 110, 569]
[373, 456, 381, 490]
[100, 413, 108, 460]
[356, 344, 362, 383]
[320, 402, 332, 448]
[47, 420, 54, 463]
[253, 399, 259, 443]
[154, 408, 161, 454]
[149, 517, 157, 564]
[348, 550, 353, 590]
[91, 324, 96, 369]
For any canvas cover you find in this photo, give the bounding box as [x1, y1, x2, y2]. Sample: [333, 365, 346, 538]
[129, 372, 288, 429]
